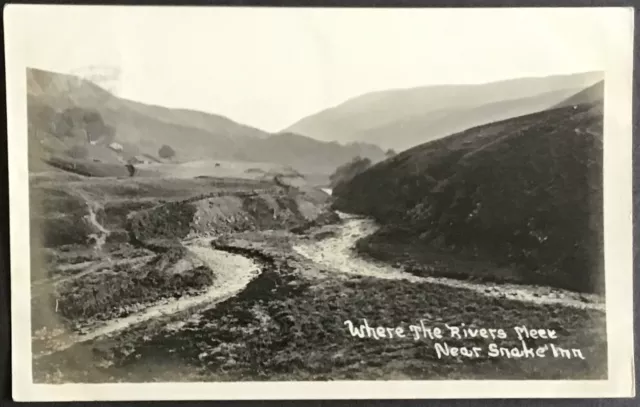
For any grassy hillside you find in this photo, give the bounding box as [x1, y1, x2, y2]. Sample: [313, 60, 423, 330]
[285, 72, 603, 151]
[333, 102, 604, 293]
[554, 80, 605, 108]
[27, 68, 385, 175]
[27, 68, 268, 150]
[249, 133, 384, 175]
[349, 89, 598, 152]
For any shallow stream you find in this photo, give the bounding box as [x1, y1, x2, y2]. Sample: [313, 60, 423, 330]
[293, 212, 605, 312]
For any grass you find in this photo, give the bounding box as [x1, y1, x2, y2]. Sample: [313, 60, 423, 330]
[130, 270, 605, 381]
[32, 175, 275, 202]
[30, 171, 338, 342]
[29, 186, 94, 248]
[128, 201, 197, 245]
[33, 234, 606, 383]
[30, 166, 606, 382]
[44, 156, 143, 178]
[54, 247, 213, 324]
[126, 184, 330, 247]
[28, 174, 282, 251]
[355, 227, 529, 284]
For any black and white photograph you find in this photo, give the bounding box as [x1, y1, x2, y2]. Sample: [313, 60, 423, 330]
[5, 5, 635, 401]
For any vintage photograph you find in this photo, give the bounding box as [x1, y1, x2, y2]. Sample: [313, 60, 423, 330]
[6, 5, 635, 401]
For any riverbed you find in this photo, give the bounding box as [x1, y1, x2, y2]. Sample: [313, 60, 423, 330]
[34, 237, 262, 358]
[35, 201, 603, 362]
[293, 212, 605, 311]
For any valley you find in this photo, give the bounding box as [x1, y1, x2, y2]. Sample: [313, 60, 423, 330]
[26, 67, 607, 383]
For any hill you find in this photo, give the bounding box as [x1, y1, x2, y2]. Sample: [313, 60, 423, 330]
[27, 68, 385, 175]
[246, 133, 384, 176]
[332, 102, 604, 293]
[554, 80, 605, 108]
[284, 72, 603, 151]
[328, 156, 373, 189]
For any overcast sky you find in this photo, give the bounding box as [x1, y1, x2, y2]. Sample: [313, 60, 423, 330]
[17, 6, 619, 132]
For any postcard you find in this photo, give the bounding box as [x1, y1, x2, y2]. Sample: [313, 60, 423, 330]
[5, 4, 635, 401]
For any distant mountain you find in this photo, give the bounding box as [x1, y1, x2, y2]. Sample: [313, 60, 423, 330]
[284, 72, 603, 151]
[243, 133, 385, 175]
[27, 68, 270, 140]
[27, 68, 385, 174]
[333, 101, 604, 293]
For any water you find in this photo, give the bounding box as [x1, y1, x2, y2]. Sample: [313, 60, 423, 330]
[83, 240, 260, 340]
[35, 238, 261, 358]
[293, 215, 605, 311]
[85, 200, 110, 252]
[36, 204, 603, 360]
[71, 187, 111, 254]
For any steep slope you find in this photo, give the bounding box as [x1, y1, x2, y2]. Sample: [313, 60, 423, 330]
[554, 80, 605, 108]
[27, 68, 385, 174]
[351, 89, 595, 151]
[27, 68, 269, 144]
[328, 156, 372, 189]
[285, 71, 603, 151]
[333, 102, 604, 293]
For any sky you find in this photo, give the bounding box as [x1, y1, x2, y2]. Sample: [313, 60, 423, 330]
[15, 6, 622, 132]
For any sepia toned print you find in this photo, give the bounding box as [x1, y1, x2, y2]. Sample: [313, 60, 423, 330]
[6, 5, 634, 401]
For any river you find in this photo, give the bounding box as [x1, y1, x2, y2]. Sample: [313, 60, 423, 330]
[293, 212, 604, 311]
[36, 187, 602, 358]
[34, 238, 261, 358]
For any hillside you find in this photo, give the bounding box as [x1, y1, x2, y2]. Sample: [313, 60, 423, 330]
[332, 102, 604, 293]
[246, 133, 384, 175]
[328, 156, 373, 189]
[284, 71, 603, 151]
[27, 68, 385, 175]
[554, 80, 605, 108]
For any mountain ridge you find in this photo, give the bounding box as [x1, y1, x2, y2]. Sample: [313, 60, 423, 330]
[284, 71, 604, 150]
[26, 68, 386, 175]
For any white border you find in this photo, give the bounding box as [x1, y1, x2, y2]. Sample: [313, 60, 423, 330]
[5, 5, 635, 401]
